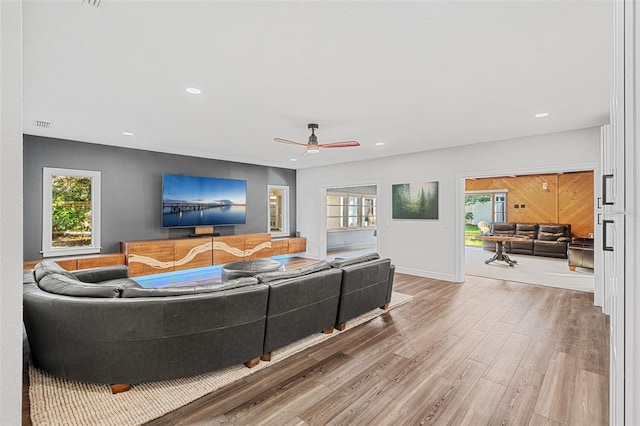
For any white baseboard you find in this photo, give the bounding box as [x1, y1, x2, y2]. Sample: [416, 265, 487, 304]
[394, 266, 459, 283]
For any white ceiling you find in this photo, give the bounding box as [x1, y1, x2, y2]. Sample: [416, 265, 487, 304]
[22, 0, 612, 170]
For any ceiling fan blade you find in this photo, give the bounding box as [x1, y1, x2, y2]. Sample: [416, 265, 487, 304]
[274, 138, 308, 147]
[318, 141, 361, 148]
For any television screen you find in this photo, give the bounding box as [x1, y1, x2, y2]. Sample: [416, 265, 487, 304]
[162, 174, 247, 228]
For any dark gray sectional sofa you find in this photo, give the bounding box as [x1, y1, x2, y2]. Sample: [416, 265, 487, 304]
[23, 262, 267, 390]
[23, 253, 395, 390]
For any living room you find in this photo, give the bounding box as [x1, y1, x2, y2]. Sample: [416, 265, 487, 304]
[2, 1, 640, 425]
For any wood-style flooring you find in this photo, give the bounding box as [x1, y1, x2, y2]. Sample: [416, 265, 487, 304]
[23, 258, 609, 425]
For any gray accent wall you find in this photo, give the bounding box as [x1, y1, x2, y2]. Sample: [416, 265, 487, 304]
[23, 135, 296, 260]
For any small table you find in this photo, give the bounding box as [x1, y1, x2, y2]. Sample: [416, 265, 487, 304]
[476, 235, 530, 267]
[221, 258, 284, 281]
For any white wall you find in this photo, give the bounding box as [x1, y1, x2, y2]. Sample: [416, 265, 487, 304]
[0, 0, 23, 423]
[297, 127, 600, 282]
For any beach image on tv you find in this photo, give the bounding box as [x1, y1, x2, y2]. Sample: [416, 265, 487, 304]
[162, 174, 247, 227]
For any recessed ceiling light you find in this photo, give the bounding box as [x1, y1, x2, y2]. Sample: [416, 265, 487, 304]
[122, 131, 135, 136]
[534, 112, 550, 118]
[289, 158, 297, 162]
[375, 142, 385, 146]
[185, 87, 201, 95]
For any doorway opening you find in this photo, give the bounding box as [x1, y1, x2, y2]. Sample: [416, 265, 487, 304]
[325, 185, 378, 259]
[462, 171, 596, 293]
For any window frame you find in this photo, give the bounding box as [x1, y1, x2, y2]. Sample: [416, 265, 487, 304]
[267, 185, 290, 238]
[464, 189, 509, 223]
[326, 192, 377, 231]
[42, 167, 101, 257]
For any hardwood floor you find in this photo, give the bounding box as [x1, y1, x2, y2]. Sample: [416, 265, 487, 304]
[22, 259, 609, 425]
[147, 270, 609, 425]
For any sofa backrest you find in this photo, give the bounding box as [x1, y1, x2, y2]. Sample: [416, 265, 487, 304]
[491, 222, 516, 235]
[329, 252, 380, 268]
[538, 223, 571, 240]
[264, 268, 343, 316]
[120, 277, 260, 297]
[38, 273, 126, 298]
[515, 223, 538, 238]
[254, 261, 330, 283]
[33, 261, 76, 282]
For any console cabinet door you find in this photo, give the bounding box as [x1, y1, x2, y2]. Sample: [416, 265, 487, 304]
[212, 236, 245, 265]
[174, 238, 213, 271]
[125, 241, 175, 277]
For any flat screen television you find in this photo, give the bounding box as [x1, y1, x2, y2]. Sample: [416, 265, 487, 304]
[162, 173, 247, 228]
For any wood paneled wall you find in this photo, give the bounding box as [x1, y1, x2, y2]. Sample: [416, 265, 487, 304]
[465, 171, 594, 237]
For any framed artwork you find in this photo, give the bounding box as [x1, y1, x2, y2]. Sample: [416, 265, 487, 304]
[392, 181, 439, 220]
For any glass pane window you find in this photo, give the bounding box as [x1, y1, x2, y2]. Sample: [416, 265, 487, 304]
[326, 193, 377, 230]
[327, 217, 343, 229]
[494, 193, 507, 222]
[51, 176, 92, 248]
[43, 168, 101, 257]
[363, 197, 376, 227]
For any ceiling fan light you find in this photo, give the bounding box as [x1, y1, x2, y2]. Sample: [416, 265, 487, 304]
[307, 147, 320, 154]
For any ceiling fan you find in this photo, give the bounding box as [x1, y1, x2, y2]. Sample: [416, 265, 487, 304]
[274, 123, 360, 155]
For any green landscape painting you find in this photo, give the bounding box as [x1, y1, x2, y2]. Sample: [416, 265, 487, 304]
[392, 181, 439, 220]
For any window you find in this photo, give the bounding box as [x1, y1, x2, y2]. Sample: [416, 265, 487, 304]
[464, 190, 508, 224]
[326, 192, 376, 230]
[268, 185, 289, 237]
[493, 193, 507, 222]
[42, 168, 101, 257]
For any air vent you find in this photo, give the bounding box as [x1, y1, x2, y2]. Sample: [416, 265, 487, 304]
[82, 0, 102, 7]
[33, 120, 53, 129]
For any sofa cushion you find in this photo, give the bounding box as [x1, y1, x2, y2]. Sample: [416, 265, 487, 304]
[101, 278, 142, 289]
[329, 253, 380, 269]
[33, 261, 76, 283]
[491, 222, 515, 235]
[121, 277, 259, 297]
[37, 273, 123, 298]
[255, 261, 330, 283]
[538, 231, 565, 241]
[515, 223, 538, 238]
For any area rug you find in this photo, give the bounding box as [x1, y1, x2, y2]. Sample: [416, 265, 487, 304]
[28, 292, 412, 426]
[465, 246, 594, 292]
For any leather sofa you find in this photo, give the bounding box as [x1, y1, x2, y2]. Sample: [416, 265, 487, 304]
[23, 261, 269, 390]
[254, 253, 394, 360]
[23, 254, 395, 389]
[330, 253, 395, 331]
[568, 238, 594, 270]
[482, 222, 572, 259]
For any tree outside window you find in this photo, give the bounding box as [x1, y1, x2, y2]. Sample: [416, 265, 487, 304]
[51, 176, 92, 248]
[43, 168, 101, 257]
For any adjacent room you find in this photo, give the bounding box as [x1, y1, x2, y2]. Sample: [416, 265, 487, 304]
[464, 171, 596, 293]
[2, 1, 639, 425]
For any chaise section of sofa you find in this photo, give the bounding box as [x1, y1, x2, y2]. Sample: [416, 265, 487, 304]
[330, 253, 395, 330]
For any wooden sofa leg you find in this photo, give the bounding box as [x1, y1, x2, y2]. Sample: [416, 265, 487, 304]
[380, 303, 390, 310]
[110, 384, 131, 394]
[322, 326, 334, 334]
[335, 323, 346, 331]
[244, 357, 260, 368]
[569, 265, 576, 271]
[261, 352, 272, 362]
